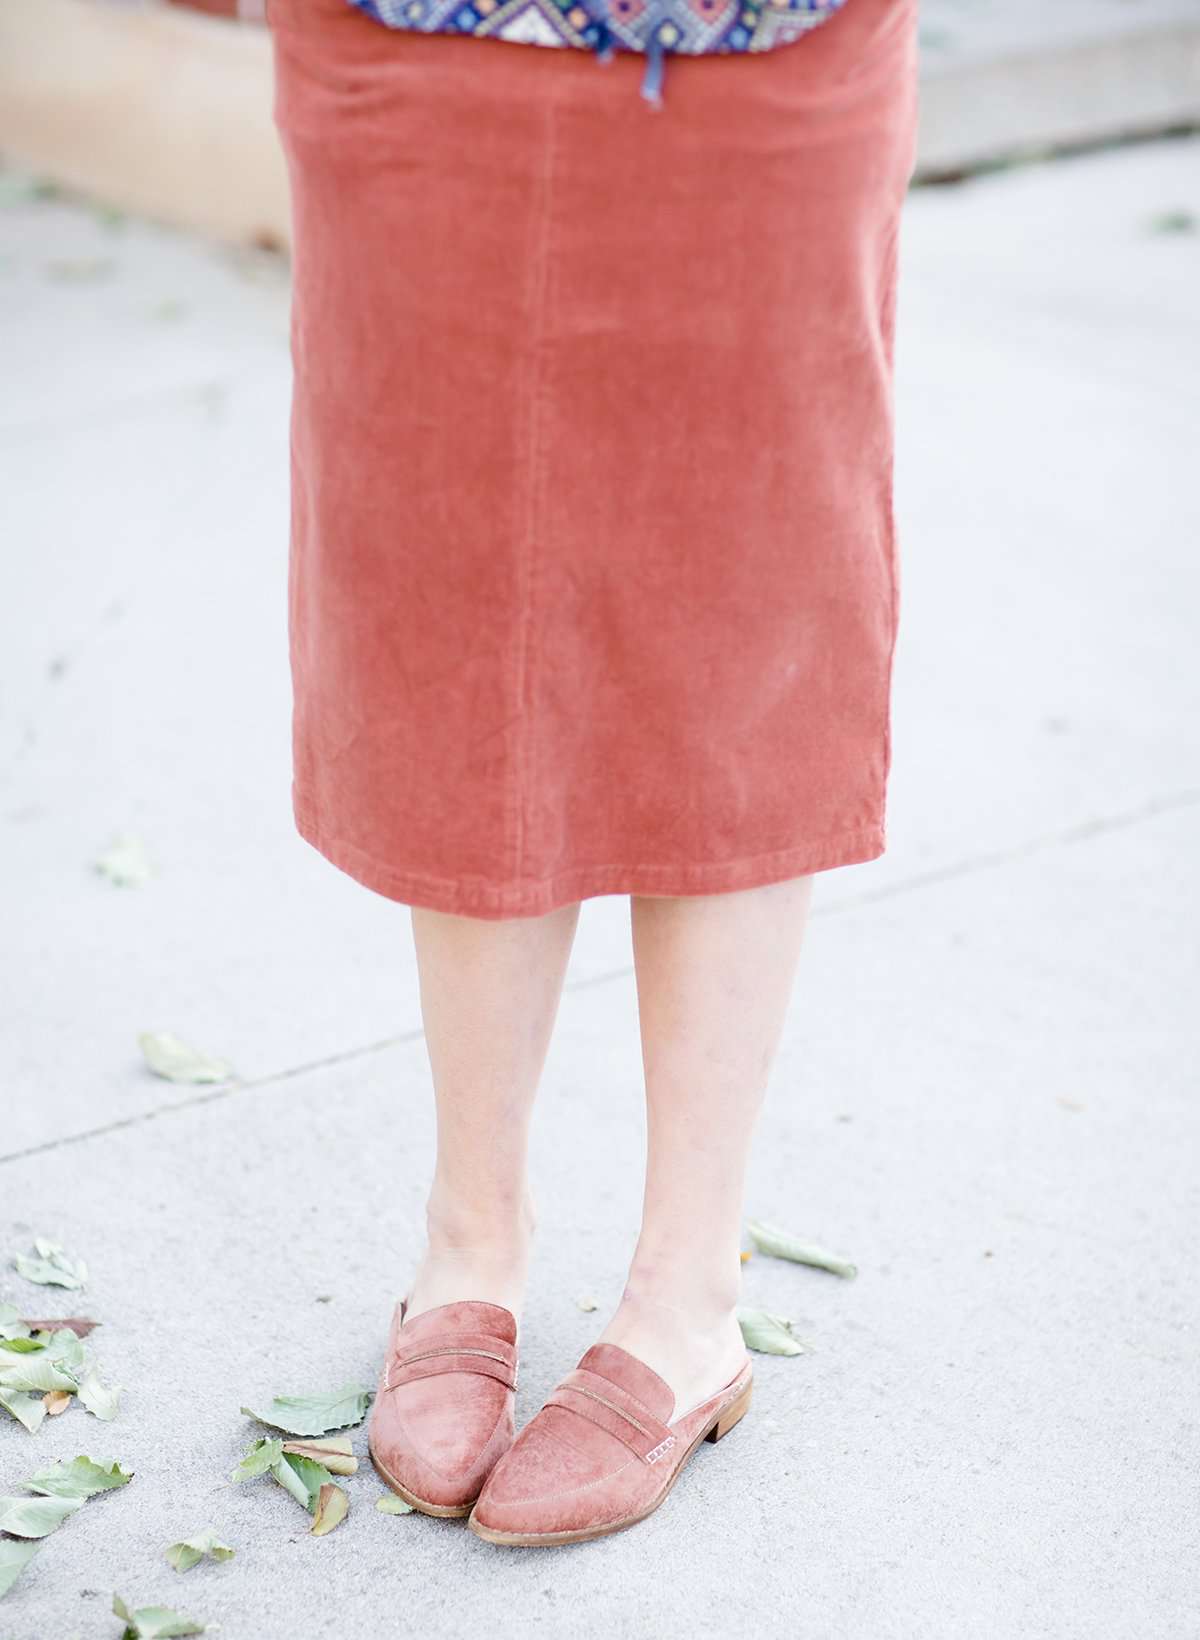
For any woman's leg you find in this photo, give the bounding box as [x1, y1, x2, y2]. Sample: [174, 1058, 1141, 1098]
[598, 876, 815, 1412]
[403, 901, 581, 1322]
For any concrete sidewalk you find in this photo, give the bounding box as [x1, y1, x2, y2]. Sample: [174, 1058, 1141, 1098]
[2, 136, 1198, 1637]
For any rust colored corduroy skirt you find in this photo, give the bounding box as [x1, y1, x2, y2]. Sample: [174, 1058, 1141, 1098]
[268, 0, 919, 920]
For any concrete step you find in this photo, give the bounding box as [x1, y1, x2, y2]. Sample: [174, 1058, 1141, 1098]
[1, 0, 1198, 244]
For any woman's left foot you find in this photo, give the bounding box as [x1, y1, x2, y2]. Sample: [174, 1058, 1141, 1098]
[591, 1292, 748, 1417]
[467, 1341, 752, 1546]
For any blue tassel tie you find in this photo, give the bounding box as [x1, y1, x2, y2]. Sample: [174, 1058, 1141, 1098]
[640, 35, 666, 108]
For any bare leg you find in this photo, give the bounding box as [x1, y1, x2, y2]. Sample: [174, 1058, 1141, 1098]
[403, 901, 581, 1322]
[598, 876, 815, 1413]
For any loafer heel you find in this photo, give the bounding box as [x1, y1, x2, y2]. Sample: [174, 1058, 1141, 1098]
[705, 1380, 751, 1443]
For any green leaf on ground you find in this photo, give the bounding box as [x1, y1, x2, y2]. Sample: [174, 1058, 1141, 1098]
[138, 1031, 232, 1085]
[23, 1456, 133, 1499]
[164, 1529, 235, 1573]
[12, 1238, 88, 1289]
[0, 1353, 80, 1394]
[95, 833, 153, 887]
[0, 1493, 85, 1538]
[234, 1439, 338, 1514]
[310, 1482, 349, 1536]
[0, 1388, 48, 1433]
[230, 1437, 284, 1483]
[0, 1538, 41, 1599]
[376, 1493, 414, 1515]
[44, 1324, 86, 1364]
[113, 1593, 206, 1637]
[267, 1452, 314, 1511]
[77, 1370, 121, 1421]
[0, 1336, 46, 1354]
[278, 1453, 334, 1512]
[745, 1220, 857, 1279]
[280, 1436, 358, 1475]
[0, 1301, 30, 1340]
[1147, 208, 1197, 236]
[240, 1385, 373, 1436]
[736, 1307, 811, 1357]
[45, 254, 116, 283]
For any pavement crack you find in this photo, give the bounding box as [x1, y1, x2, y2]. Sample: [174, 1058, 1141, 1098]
[0, 1028, 425, 1168]
[817, 783, 1200, 913]
[4, 783, 1195, 1169]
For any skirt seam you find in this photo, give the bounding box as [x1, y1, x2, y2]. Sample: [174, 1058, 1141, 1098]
[512, 88, 561, 884]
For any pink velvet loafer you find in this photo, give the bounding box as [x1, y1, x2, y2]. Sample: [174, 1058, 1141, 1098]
[467, 1341, 752, 1545]
[368, 1298, 519, 1517]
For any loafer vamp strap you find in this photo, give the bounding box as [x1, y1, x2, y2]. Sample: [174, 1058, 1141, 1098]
[544, 1367, 678, 1465]
[385, 1331, 518, 1392]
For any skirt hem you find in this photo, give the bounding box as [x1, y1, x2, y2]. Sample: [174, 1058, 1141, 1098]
[293, 793, 886, 920]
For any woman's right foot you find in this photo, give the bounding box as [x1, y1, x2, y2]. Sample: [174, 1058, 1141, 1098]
[403, 1245, 530, 1324]
[402, 1194, 535, 1322]
[368, 1297, 520, 1516]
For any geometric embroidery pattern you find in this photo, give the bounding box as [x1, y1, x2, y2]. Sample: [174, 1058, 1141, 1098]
[346, 0, 849, 105]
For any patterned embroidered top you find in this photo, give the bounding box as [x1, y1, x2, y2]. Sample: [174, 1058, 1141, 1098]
[346, 0, 849, 107]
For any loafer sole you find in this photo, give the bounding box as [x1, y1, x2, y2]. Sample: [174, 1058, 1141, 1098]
[369, 1441, 477, 1518]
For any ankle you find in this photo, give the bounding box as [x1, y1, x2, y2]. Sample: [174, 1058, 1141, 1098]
[620, 1256, 741, 1324]
[599, 1286, 747, 1418]
[406, 1193, 534, 1323]
[424, 1185, 537, 1257]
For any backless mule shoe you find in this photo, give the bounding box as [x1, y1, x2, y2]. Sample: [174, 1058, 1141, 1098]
[467, 1342, 752, 1545]
[368, 1299, 519, 1517]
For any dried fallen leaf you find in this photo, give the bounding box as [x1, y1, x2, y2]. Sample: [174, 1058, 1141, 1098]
[281, 1436, 358, 1476]
[95, 833, 153, 887]
[45, 255, 116, 282]
[575, 1295, 598, 1313]
[740, 1251, 752, 1264]
[22, 1457, 133, 1499]
[310, 1482, 349, 1537]
[0, 1302, 28, 1340]
[230, 1438, 284, 1484]
[138, 1032, 232, 1085]
[0, 1493, 85, 1538]
[0, 1388, 47, 1433]
[0, 1538, 41, 1599]
[235, 1439, 339, 1517]
[376, 1493, 414, 1515]
[77, 1370, 121, 1421]
[22, 1317, 100, 1338]
[164, 1529, 235, 1573]
[277, 1453, 334, 1511]
[13, 1238, 88, 1289]
[240, 1385, 373, 1437]
[0, 172, 59, 206]
[44, 1389, 72, 1415]
[736, 1307, 811, 1357]
[41, 1326, 86, 1371]
[745, 1219, 857, 1280]
[113, 1593, 206, 1638]
[268, 1454, 315, 1510]
[0, 1352, 80, 1395]
[1147, 208, 1197, 236]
